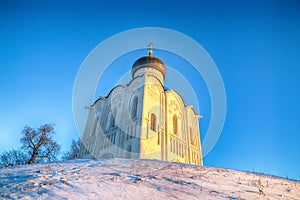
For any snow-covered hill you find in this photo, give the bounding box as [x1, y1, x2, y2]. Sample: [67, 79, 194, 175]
[0, 159, 299, 199]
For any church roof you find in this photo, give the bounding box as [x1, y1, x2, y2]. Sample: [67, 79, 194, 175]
[131, 56, 166, 78]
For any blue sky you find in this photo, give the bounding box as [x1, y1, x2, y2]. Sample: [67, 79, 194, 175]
[0, 0, 300, 180]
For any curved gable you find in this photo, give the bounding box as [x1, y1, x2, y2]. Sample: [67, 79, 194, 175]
[165, 90, 186, 113]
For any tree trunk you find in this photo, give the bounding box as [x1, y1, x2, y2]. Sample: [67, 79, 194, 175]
[28, 155, 35, 164]
[28, 149, 37, 164]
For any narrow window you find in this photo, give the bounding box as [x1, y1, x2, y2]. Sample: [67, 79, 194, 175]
[113, 132, 116, 144]
[173, 115, 178, 135]
[131, 96, 138, 119]
[106, 113, 112, 131]
[126, 145, 131, 159]
[150, 113, 156, 131]
[111, 109, 117, 127]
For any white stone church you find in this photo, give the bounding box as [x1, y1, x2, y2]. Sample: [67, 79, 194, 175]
[78, 46, 203, 165]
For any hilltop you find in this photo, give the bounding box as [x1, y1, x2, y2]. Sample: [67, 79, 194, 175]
[0, 159, 299, 199]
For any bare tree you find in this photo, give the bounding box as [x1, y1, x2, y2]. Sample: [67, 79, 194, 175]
[20, 124, 60, 164]
[62, 138, 81, 160]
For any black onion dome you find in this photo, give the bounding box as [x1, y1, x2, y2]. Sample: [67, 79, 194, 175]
[131, 56, 166, 78]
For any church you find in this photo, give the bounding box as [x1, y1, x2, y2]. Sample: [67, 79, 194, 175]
[78, 44, 203, 166]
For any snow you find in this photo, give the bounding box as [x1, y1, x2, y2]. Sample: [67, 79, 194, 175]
[0, 159, 299, 199]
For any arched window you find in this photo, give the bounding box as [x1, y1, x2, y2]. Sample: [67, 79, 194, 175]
[150, 113, 156, 131]
[173, 115, 178, 135]
[131, 96, 138, 119]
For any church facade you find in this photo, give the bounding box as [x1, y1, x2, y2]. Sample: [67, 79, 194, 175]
[78, 48, 203, 165]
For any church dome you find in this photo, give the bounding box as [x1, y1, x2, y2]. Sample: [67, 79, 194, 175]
[131, 56, 166, 78]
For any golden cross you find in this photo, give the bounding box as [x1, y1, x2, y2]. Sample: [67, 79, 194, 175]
[148, 42, 153, 56]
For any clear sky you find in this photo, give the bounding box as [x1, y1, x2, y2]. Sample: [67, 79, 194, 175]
[0, 0, 299, 180]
